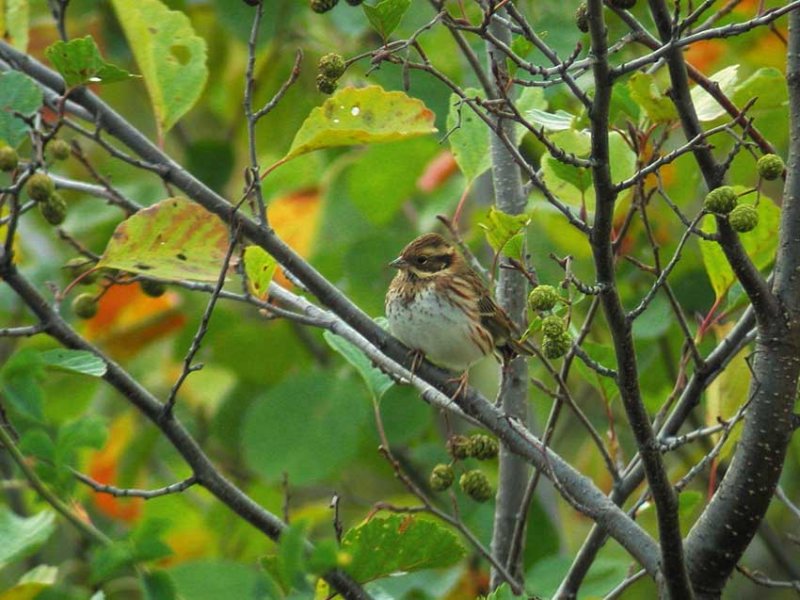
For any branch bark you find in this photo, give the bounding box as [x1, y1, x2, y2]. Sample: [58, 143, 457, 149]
[0, 258, 371, 600]
[485, 8, 530, 586]
[587, 1, 693, 596]
[682, 6, 800, 596]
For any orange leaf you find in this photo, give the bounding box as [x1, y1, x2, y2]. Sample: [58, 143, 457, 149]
[417, 150, 458, 192]
[83, 283, 186, 359]
[685, 40, 724, 74]
[86, 413, 143, 522]
[268, 188, 322, 288]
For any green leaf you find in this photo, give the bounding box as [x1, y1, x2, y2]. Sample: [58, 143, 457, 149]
[541, 153, 591, 193]
[91, 520, 172, 583]
[508, 36, 534, 77]
[131, 519, 173, 563]
[478, 207, 531, 261]
[732, 67, 788, 111]
[678, 490, 704, 536]
[39, 349, 107, 377]
[362, 0, 410, 39]
[348, 136, 438, 225]
[513, 86, 547, 144]
[0, 71, 43, 148]
[57, 417, 108, 455]
[628, 72, 677, 123]
[0, 349, 45, 422]
[700, 194, 780, 299]
[110, 0, 208, 135]
[284, 86, 436, 163]
[45, 36, 135, 87]
[573, 341, 618, 403]
[609, 131, 637, 187]
[142, 570, 177, 600]
[525, 108, 574, 131]
[0, 509, 56, 566]
[18, 429, 56, 463]
[480, 583, 523, 599]
[91, 543, 136, 583]
[631, 294, 672, 340]
[97, 197, 230, 282]
[0, 0, 29, 52]
[549, 129, 591, 157]
[308, 539, 339, 575]
[243, 245, 277, 300]
[447, 87, 545, 183]
[276, 522, 310, 592]
[243, 372, 371, 485]
[342, 515, 465, 582]
[691, 65, 738, 122]
[447, 89, 490, 182]
[169, 561, 267, 600]
[323, 329, 394, 401]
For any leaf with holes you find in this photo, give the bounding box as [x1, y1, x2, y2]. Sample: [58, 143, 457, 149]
[45, 36, 135, 87]
[243, 246, 277, 300]
[341, 515, 465, 582]
[283, 86, 436, 163]
[110, 0, 207, 135]
[97, 197, 230, 282]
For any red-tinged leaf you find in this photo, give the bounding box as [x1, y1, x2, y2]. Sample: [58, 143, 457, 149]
[97, 197, 230, 282]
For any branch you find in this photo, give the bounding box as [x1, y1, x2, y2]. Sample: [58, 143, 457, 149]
[0, 420, 111, 547]
[74, 471, 198, 500]
[682, 6, 800, 592]
[555, 308, 756, 597]
[0, 41, 666, 578]
[0, 259, 371, 600]
[587, 1, 692, 595]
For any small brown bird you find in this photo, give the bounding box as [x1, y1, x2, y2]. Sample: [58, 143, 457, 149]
[385, 233, 528, 374]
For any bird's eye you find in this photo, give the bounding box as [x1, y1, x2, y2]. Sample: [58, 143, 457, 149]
[416, 256, 428, 265]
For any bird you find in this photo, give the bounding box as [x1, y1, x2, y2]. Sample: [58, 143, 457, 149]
[384, 233, 529, 381]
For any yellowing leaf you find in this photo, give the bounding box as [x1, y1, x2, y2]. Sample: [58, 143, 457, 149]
[706, 322, 750, 459]
[342, 515, 465, 582]
[110, 0, 208, 136]
[0, 0, 28, 52]
[243, 245, 277, 300]
[283, 86, 436, 163]
[628, 72, 677, 123]
[478, 207, 531, 261]
[98, 197, 230, 282]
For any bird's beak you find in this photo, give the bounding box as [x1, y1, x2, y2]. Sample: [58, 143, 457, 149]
[389, 256, 408, 269]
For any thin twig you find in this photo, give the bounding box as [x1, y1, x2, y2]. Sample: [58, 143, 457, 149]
[74, 471, 197, 499]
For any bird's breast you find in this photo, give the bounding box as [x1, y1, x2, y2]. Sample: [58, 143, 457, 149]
[385, 283, 492, 371]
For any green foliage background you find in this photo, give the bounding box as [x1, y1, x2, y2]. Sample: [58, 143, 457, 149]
[0, 0, 797, 599]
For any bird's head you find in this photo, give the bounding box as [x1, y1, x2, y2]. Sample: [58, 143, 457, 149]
[389, 233, 462, 279]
